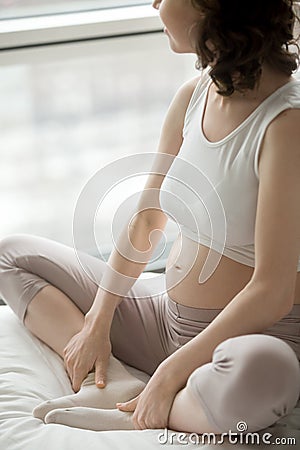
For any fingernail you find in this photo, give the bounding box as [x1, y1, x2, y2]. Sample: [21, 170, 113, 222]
[97, 380, 105, 387]
[116, 403, 122, 407]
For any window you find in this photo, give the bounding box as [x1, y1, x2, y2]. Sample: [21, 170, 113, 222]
[0, 31, 198, 269]
[0, 4, 160, 52]
[0, 1, 151, 20]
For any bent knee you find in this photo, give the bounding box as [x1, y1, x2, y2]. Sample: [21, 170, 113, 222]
[214, 334, 299, 370]
[0, 234, 33, 266]
[213, 334, 300, 400]
[187, 334, 300, 433]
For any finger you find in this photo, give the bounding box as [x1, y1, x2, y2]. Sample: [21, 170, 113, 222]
[132, 412, 145, 430]
[64, 360, 73, 384]
[116, 395, 139, 412]
[136, 419, 147, 430]
[95, 358, 108, 388]
[72, 370, 84, 393]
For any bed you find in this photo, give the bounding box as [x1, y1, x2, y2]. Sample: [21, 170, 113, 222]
[0, 303, 299, 450]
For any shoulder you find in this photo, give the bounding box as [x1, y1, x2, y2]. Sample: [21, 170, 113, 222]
[171, 68, 211, 112]
[257, 108, 300, 177]
[164, 70, 210, 140]
[168, 74, 203, 116]
[266, 107, 300, 146]
[268, 107, 300, 130]
[158, 74, 203, 143]
[178, 74, 202, 97]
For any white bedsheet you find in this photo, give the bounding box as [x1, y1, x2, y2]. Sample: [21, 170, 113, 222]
[0, 305, 299, 450]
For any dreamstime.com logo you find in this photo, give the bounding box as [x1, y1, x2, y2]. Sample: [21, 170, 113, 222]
[157, 421, 297, 446]
[72, 152, 227, 295]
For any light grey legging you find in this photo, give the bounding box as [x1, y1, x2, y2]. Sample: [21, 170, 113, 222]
[0, 233, 299, 433]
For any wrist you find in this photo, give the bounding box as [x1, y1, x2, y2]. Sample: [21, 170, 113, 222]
[85, 289, 121, 332]
[154, 357, 186, 393]
[84, 311, 112, 336]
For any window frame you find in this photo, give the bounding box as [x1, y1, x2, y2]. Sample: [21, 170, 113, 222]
[0, 5, 161, 52]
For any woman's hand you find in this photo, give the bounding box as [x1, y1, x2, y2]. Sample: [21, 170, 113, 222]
[116, 365, 180, 430]
[63, 321, 112, 393]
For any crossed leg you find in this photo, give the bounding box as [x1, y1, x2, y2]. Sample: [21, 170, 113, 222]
[0, 235, 299, 434]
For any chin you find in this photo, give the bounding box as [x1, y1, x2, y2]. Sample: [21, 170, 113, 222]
[168, 39, 195, 54]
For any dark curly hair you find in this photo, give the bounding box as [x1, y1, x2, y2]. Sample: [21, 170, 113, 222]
[191, 0, 300, 96]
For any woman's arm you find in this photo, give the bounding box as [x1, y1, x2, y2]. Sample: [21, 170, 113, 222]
[84, 75, 202, 331]
[63, 75, 202, 390]
[158, 107, 300, 389]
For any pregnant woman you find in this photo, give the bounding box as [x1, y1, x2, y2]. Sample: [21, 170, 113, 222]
[0, 0, 300, 435]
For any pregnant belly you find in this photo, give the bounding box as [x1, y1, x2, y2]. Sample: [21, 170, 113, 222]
[165, 233, 254, 309]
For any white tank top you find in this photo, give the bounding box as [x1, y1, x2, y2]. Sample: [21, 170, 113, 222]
[160, 69, 300, 272]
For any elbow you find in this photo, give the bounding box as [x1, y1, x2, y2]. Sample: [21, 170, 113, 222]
[246, 278, 295, 322]
[277, 294, 295, 319]
[137, 208, 168, 231]
[266, 294, 293, 324]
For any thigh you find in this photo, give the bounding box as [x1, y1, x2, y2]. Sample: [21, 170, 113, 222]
[110, 276, 170, 376]
[1, 233, 106, 314]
